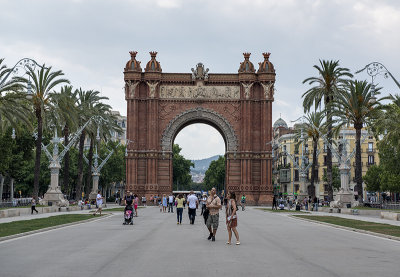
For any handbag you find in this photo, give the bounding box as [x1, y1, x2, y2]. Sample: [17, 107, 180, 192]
[203, 208, 209, 224]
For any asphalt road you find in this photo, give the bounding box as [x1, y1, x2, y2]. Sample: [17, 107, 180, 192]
[1, 207, 399, 277]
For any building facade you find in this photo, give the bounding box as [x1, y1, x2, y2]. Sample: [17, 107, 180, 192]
[272, 118, 379, 201]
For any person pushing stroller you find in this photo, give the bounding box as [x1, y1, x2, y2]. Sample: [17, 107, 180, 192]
[124, 191, 135, 225]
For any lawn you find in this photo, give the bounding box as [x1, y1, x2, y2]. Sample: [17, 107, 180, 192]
[294, 215, 400, 238]
[256, 208, 308, 213]
[0, 214, 96, 238]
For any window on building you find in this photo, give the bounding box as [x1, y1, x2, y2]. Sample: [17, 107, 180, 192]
[305, 144, 309, 153]
[284, 185, 287, 193]
[122, 121, 126, 128]
[324, 143, 328, 153]
[368, 142, 374, 152]
[283, 157, 287, 167]
[295, 157, 299, 165]
[324, 184, 329, 192]
[294, 170, 299, 181]
[338, 143, 343, 154]
[368, 155, 375, 165]
[295, 184, 299, 192]
[323, 155, 327, 166]
[283, 145, 287, 152]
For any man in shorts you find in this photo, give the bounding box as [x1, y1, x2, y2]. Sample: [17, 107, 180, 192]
[93, 190, 103, 216]
[206, 187, 222, 242]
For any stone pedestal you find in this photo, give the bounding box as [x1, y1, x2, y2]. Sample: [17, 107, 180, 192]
[89, 173, 100, 201]
[42, 161, 69, 207]
[330, 163, 358, 208]
[298, 176, 308, 201]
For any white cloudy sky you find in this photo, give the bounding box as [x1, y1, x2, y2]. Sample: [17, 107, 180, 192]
[1, 0, 399, 159]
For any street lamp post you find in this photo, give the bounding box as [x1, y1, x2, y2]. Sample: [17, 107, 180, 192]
[37, 118, 96, 206]
[356, 62, 400, 91]
[85, 133, 122, 201]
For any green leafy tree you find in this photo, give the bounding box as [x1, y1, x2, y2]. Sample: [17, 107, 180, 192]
[172, 144, 194, 190]
[364, 165, 383, 192]
[302, 60, 352, 201]
[203, 156, 225, 192]
[99, 141, 126, 194]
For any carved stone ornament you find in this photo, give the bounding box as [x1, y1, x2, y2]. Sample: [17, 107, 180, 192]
[261, 82, 274, 99]
[191, 63, 209, 81]
[126, 81, 139, 98]
[159, 84, 240, 99]
[146, 81, 159, 98]
[161, 107, 238, 152]
[241, 82, 254, 99]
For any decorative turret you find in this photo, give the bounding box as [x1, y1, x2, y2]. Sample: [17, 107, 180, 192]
[145, 51, 162, 72]
[238, 53, 255, 73]
[125, 51, 142, 72]
[258, 52, 275, 73]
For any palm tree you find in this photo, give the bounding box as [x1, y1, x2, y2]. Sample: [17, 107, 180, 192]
[75, 89, 109, 200]
[295, 111, 326, 198]
[49, 85, 79, 193]
[373, 94, 400, 144]
[331, 80, 382, 202]
[18, 65, 69, 200]
[0, 59, 32, 132]
[302, 60, 353, 201]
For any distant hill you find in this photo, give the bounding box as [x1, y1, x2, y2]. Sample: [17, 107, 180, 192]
[190, 155, 222, 183]
[191, 155, 221, 173]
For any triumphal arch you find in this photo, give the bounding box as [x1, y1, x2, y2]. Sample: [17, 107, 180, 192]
[124, 51, 276, 204]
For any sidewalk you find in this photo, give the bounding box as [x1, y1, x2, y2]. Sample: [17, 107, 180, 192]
[0, 204, 121, 224]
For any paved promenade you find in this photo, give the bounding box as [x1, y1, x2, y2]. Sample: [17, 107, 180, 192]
[1, 206, 399, 277]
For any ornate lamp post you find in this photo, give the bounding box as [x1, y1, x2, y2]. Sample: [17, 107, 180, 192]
[37, 118, 95, 206]
[84, 125, 123, 201]
[356, 62, 400, 98]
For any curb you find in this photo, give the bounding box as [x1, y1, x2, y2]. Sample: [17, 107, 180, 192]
[0, 213, 113, 242]
[289, 215, 400, 242]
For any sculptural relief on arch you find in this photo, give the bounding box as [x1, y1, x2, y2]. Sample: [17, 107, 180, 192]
[124, 52, 276, 205]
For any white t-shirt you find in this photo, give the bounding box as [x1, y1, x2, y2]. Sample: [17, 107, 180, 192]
[187, 194, 197, 209]
[96, 194, 103, 206]
[168, 195, 174, 203]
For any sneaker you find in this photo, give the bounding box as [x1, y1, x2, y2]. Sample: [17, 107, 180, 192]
[212, 236, 215, 241]
[207, 234, 213, 240]
[177, 222, 179, 225]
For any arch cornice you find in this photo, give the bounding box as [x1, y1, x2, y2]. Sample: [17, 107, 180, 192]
[161, 107, 238, 153]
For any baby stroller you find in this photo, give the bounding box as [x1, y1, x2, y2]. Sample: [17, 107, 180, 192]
[123, 205, 134, 225]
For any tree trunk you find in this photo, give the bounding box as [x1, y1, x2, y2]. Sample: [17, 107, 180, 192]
[33, 107, 43, 200]
[309, 137, 318, 198]
[10, 177, 14, 201]
[76, 131, 85, 201]
[326, 103, 333, 201]
[0, 174, 4, 203]
[62, 124, 69, 193]
[355, 125, 363, 202]
[85, 138, 94, 198]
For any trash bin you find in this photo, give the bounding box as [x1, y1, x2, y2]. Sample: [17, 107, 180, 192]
[346, 203, 351, 208]
[48, 201, 52, 206]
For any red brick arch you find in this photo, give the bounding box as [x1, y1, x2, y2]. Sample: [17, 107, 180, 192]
[124, 53, 275, 205]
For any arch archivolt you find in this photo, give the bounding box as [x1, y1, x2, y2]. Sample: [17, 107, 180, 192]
[161, 107, 238, 153]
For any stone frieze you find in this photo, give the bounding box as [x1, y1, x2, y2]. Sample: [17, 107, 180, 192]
[159, 85, 240, 99]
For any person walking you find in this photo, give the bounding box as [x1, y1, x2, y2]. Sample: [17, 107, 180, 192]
[206, 187, 222, 241]
[168, 193, 174, 213]
[226, 191, 240, 245]
[142, 196, 147, 206]
[133, 194, 139, 217]
[200, 194, 207, 215]
[93, 190, 103, 216]
[313, 196, 319, 211]
[187, 190, 198, 224]
[176, 194, 184, 224]
[31, 197, 39, 214]
[162, 194, 168, 213]
[272, 195, 277, 210]
[240, 194, 246, 211]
